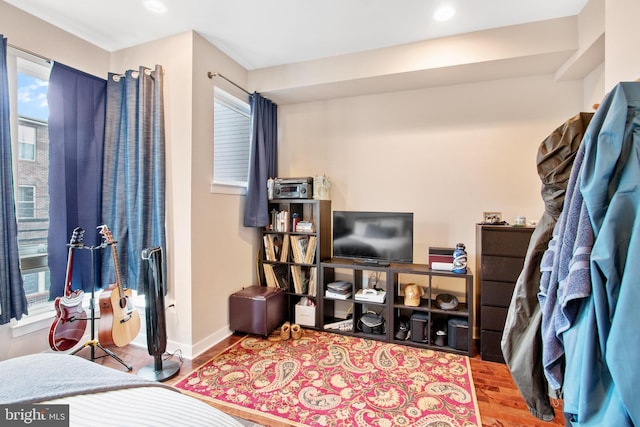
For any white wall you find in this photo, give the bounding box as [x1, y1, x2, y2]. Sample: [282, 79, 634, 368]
[278, 74, 583, 322]
[605, 0, 640, 89]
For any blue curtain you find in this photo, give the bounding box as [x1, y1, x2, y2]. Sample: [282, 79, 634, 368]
[47, 63, 106, 297]
[244, 92, 278, 227]
[101, 66, 166, 291]
[0, 35, 28, 324]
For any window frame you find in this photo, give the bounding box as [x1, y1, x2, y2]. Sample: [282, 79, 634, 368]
[210, 86, 252, 195]
[7, 47, 53, 316]
[17, 184, 36, 219]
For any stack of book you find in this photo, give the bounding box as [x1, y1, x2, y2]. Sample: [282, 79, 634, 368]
[295, 221, 314, 232]
[325, 281, 352, 299]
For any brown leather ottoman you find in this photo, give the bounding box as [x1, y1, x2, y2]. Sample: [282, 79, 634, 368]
[229, 286, 285, 336]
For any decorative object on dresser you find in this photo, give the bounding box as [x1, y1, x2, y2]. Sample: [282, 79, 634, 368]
[476, 224, 534, 363]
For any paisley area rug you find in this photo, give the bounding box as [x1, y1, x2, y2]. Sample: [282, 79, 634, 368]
[174, 330, 480, 427]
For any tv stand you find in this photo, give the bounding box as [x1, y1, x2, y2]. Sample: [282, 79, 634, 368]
[355, 259, 390, 267]
[320, 258, 474, 357]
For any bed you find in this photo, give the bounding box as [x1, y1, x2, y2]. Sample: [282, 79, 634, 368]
[0, 353, 248, 427]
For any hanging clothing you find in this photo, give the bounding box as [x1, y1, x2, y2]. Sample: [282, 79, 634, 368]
[538, 82, 640, 426]
[501, 112, 593, 421]
[562, 81, 640, 426]
[538, 131, 594, 391]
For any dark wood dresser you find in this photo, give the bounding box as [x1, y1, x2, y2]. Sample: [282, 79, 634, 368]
[476, 224, 534, 363]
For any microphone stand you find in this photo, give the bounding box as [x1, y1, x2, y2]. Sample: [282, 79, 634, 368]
[71, 242, 132, 371]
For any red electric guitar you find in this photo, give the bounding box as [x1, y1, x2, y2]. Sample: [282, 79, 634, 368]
[48, 227, 88, 351]
[97, 225, 141, 347]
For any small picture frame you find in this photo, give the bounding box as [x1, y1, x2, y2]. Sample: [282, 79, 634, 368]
[483, 211, 502, 224]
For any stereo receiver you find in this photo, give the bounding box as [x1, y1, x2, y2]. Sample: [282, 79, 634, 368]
[273, 177, 313, 199]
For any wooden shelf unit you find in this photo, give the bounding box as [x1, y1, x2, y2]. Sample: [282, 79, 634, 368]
[319, 258, 474, 356]
[261, 199, 331, 328]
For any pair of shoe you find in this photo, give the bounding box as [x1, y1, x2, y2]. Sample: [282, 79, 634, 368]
[280, 321, 303, 340]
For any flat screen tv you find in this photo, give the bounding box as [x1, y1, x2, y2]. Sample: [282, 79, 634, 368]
[332, 211, 413, 265]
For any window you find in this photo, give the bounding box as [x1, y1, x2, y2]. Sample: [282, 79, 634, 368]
[17, 185, 35, 219]
[212, 87, 251, 193]
[7, 49, 52, 311]
[18, 124, 36, 160]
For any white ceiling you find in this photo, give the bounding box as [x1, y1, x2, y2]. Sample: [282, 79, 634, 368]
[6, 0, 589, 70]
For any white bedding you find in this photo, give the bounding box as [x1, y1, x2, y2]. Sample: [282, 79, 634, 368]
[0, 353, 246, 427]
[46, 386, 244, 427]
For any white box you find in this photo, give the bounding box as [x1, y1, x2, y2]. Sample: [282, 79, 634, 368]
[295, 304, 316, 327]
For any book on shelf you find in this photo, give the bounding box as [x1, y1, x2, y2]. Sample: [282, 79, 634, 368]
[263, 234, 289, 262]
[295, 221, 314, 232]
[325, 290, 352, 300]
[308, 266, 317, 296]
[279, 234, 290, 262]
[290, 235, 316, 264]
[270, 209, 290, 232]
[263, 263, 289, 290]
[290, 265, 309, 294]
[304, 236, 317, 264]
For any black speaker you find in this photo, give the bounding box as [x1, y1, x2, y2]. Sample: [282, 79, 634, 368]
[448, 318, 469, 351]
[410, 312, 429, 343]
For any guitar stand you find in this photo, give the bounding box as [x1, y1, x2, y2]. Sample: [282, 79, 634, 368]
[71, 243, 132, 371]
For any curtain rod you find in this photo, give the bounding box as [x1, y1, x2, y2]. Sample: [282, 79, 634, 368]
[207, 71, 251, 96]
[7, 43, 52, 64]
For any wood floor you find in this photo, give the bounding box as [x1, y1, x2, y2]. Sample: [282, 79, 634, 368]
[80, 335, 565, 427]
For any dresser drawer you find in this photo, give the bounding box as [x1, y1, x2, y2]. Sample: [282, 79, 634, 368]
[480, 228, 532, 257]
[481, 280, 516, 307]
[481, 305, 508, 331]
[481, 330, 505, 363]
[481, 255, 525, 282]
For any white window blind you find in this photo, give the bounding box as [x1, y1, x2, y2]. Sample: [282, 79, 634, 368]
[213, 87, 251, 189]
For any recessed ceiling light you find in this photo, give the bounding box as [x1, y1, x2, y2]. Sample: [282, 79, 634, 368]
[144, 0, 167, 14]
[433, 5, 456, 22]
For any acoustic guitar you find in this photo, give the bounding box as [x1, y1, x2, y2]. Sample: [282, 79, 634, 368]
[48, 227, 88, 351]
[97, 225, 141, 347]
